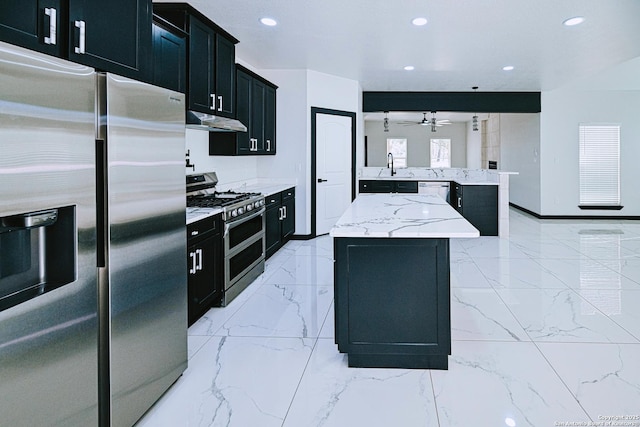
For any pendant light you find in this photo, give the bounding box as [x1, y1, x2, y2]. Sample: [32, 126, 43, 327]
[472, 86, 479, 131]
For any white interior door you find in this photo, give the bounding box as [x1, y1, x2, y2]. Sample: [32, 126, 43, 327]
[316, 113, 352, 235]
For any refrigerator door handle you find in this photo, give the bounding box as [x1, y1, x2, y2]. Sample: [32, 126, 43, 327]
[74, 20, 86, 54]
[189, 251, 197, 274]
[196, 248, 203, 271]
[44, 8, 57, 45]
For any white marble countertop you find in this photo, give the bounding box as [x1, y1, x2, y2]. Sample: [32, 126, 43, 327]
[330, 193, 480, 238]
[186, 207, 222, 225]
[358, 167, 518, 186]
[218, 179, 296, 197]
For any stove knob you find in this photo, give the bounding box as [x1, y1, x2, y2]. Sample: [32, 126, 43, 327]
[246, 203, 254, 211]
[230, 209, 238, 218]
[238, 207, 245, 215]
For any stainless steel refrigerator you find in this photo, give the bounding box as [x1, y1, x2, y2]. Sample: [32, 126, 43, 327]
[0, 41, 187, 426]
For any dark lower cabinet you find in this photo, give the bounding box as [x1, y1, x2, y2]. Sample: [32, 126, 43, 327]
[0, 0, 152, 80]
[334, 237, 451, 369]
[187, 213, 223, 326]
[359, 180, 418, 193]
[265, 188, 295, 258]
[452, 184, 498, 236]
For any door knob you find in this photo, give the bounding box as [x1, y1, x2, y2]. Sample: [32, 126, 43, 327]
[317, 178, 328, 183]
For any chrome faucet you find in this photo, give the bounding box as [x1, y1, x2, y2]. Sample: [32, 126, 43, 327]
[387, 152, 396, 176]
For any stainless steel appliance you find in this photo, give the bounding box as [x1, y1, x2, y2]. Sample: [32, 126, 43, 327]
[187, 173, 265, 305]
[418, 181, 450, 203]
[0, 41, 187, 426]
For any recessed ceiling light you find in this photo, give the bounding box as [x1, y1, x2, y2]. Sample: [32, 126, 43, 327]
[404, 65, 415, 71]
[260, 17, 277, 26]
[412, 17, 428, 26]
[502, 65, 514, 71]
[563, 16, 585, 26]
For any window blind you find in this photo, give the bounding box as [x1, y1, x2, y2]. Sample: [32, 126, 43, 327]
[579, 124, 620, 206]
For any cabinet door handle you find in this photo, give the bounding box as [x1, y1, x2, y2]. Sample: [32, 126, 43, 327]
[266, 139, 271, 151]
[189, 251, 197, 274]
[278, 207, 284, 220]
[44, 8, 57, 45]
[196, 248, 203, 271]
[74, 20, 86, 54]
[457, 197, 462, 208]
[218, 95, 223, 112]
[210, 94, 216, 110]
[282, 206, 287, 219]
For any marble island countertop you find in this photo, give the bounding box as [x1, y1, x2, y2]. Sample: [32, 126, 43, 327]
[330, 193, 480, 238]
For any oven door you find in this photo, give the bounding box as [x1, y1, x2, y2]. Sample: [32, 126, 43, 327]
[223, 208, 265, 304]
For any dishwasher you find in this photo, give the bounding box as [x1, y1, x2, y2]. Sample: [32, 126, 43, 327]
[418, 181, 451, 203]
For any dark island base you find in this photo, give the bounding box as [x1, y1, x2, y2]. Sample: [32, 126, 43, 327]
[333, 237, 451, 370]
[347, 353, 448, 370]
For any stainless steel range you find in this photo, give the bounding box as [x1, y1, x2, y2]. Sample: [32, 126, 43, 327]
[187, 173, 265, 306]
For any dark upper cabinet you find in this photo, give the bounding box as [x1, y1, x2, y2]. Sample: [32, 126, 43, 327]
[234, 69, 253, 154]
[154, 3, 237, 118]
[151, 16, 186, 93]
[67, 0, 151, 79]
[251, 78, 266, 152]
[0, 0, 62, 56]
[264, 85, 276, 153]
[0, 0, 152, 80]
[209, 64, 277, 156]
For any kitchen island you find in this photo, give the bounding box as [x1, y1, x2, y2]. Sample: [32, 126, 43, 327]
[330, 193, 479, 369]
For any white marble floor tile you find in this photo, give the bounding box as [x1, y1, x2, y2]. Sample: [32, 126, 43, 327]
[616, 258, 640, 283]
[282, 338, 440, 427]
[137, 336, 314, 427]
[496, 288, 639, 343]
[576, 288, 640, 341]
[187, 280, 263, 336]
[450, 256, 493, 288]
[537, 342, 640, 418]
[318, 302, 335, 339]
[474, 257, 571, 290]
[263, 254, 334, 286]
[219, 284, 333, 338]
[187, 335, 211, 360]
[431, 341, 590, 426]
[460, 236, 531, 258]
[510, 236, 584, 259]
[535, 258, 640, 291]
[285, 235, 334, 259]
[451, 288, 530, 341]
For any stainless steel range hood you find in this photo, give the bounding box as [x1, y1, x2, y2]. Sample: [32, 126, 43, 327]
[186, 110, 247, 132]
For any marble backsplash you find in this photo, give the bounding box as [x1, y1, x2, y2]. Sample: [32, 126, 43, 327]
[359, 167, 503, 182]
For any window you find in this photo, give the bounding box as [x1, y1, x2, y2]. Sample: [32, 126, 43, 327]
[386, 138, 407, 167]
[578, 124, 620, 208]
[430, 138, 451, 168]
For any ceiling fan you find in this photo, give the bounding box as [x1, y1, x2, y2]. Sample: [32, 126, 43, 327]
[398, 111, 451, 132]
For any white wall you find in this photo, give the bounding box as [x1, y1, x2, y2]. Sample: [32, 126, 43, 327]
[185, 129, 258, 186]
[256, 68, 362, 235]
[499, 113, 541, 213]
[536, 56, 640, 216]
[540, 89, 640, 216]
[364, 121, 467, 168]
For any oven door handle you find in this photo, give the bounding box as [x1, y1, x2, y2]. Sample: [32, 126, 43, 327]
[223, 207, 265, 237]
